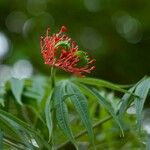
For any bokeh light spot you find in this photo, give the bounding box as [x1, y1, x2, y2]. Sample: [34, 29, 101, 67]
[113, 12, 142, 44]
[0, 32, 10, 60]
[11, 59, 33, 79]
[6, 11, 27, 33]
[84, 0, 101, 12]
[80, 27, 103, 52]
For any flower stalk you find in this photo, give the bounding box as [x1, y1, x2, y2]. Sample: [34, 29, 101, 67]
[49, 66, 56, 149]
[50, 66, 56, 89]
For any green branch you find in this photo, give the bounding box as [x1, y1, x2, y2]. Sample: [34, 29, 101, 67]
[56, 115, 112, 149]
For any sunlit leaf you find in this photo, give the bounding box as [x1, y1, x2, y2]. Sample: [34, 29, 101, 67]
[0, 86, 5, 107]
[10, 78, 24, 105]
[118, 77, 146, 117]
[118, 87, 135, 116]
[134, 77, 150, 130]
[24, 76, 47, 103]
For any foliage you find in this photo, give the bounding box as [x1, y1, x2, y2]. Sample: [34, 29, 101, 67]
[0, 75, 150, 149]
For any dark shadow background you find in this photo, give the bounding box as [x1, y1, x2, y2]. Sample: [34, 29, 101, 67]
[0, 0, 150, 84]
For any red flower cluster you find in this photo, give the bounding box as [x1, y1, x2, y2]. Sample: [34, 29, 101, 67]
[40, 26, 95, 76]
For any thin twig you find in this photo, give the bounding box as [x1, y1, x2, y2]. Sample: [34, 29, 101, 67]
[56, 115, 112, 149]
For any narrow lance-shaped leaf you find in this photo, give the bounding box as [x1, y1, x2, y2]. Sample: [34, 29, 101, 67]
[118, 87, 135, 117]
[0, 117, 20, 138]
[0, 86, 5, 107]
[66, 81, 94, 145]
[73, 77, 130, 93]
[53, 81, 78, 149]
[0, 109, 35, 133]
[118, 76, 147, 117]
[83, 85, 124, 136]
[134, 77, 150, 131]
[10, 78, 24, 105]
[0, 109, 38, 148]
[0, 113, 33, 148]
[45, 92, 53, 141]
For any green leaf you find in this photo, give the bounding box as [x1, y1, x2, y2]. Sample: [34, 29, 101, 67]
[118, 87, 135, 116]
[45, 93, 53, 141]
[134, 77, 150, 130]
[146, 135, 150, 150]
[73, 77, 130, 93]
[83, 85, 124, 136]
[0, 109, 35, 148]
[0, 86, 5, 107]
[0, 116, 21, 139]
[118, 76, 147, 117]
[24, 76, 47, 103]
[0, 98, 5, 107]
[10, 78, 24, 105]
[66, 81, 94, 145]
[53, 81, 78, 149]
[0, 109, 35, 134]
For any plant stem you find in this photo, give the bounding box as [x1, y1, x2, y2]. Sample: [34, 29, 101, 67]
[51, 66, 56, 89]
[49, 66, 56, 148]
[56, 115, 112, 149]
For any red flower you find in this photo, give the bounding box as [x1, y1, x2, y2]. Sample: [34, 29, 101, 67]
[40, 26, 95, 76]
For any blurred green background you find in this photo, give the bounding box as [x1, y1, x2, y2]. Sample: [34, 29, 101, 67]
[0, 0, 150, 84]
